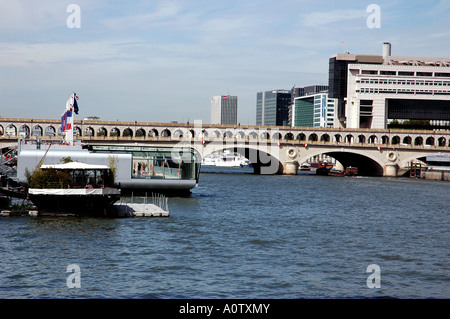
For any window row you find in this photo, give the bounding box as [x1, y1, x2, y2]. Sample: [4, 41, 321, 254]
[358, 78, 450, 86]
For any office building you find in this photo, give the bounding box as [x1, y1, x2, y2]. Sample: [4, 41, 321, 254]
[289, 85, 329, 126]
[329, 42, 450, 129]
[211, 95, 238, 125]
[292, 92, 336, 127]
[256, 90, 291, 126]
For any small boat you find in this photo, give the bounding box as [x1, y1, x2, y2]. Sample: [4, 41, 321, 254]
[328, 167, 344, 176]
[315, 162, 333, 175]
[300, 163, 311, 171]
[27, 162, 121, 217]
[344, 166, 358, 176]
[203, 151, 250, 167]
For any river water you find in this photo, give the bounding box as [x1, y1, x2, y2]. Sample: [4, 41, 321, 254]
[0, 166, 448, 299]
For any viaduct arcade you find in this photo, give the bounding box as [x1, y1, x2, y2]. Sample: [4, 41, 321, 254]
[1, 117, 450, 177]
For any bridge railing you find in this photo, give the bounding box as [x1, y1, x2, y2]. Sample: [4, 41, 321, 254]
[2, 133, 450, 149]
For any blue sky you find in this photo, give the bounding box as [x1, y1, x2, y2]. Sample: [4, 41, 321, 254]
[1, 0, 449, 125]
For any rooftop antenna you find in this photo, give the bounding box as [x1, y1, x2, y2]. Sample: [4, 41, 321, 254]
[340, 41, 349, 54]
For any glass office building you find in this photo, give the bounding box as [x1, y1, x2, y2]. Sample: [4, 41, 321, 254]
[256, 90, 291, 126]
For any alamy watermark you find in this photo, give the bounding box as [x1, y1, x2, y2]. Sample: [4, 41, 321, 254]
[66, 4, 81, 29]
[366, 4, 381, 29]
[366, 264, 381, 288]
[66, 264, 81, 289]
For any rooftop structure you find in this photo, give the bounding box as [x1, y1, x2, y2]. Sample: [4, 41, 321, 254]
[329, 43, 450, 129]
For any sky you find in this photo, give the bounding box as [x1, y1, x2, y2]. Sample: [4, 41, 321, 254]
[1, 0, 450, 125]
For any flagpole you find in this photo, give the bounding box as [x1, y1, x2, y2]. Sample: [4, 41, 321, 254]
[61, 93, 77, 145]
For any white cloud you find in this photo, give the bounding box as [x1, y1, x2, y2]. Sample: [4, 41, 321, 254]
[101, 2, 183, 30]
[301, 9, 367, 27]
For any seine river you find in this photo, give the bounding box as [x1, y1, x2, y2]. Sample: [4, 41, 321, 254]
[0, 166, 448, 299]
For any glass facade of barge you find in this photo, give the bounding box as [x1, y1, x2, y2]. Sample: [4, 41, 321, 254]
[89, 145, 201, 181]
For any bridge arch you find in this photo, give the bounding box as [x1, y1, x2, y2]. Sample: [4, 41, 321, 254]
[308, 133, 318, 142]
[45, 125, 57, 136]
[224, 130, 233, 138]
[357, 134, 365, 144]
[158, 129, 169, 137]
[74, 126, 82, 137]
[272, 132, 282, 140]
[284, 132, 294, 140]
[334, 134, 342, 143]
[414, 136, 423, 146]
[425, 136, 434, 146]
[392, 135, 400, 145]
[123, 128, 133, 137]
[173, 129, 184, 138]
[297, 133, 306, 141]
[84, 126, 94, 137]
[260, 132, 269, 139]
[97, 127, 107, 137]
[299, 149, 385, 176]
[437, 136, 446, 147]
[148, 128, 158, 137]
[236, 131, 245, 139]
[19, 124, 30, 137]
[403, 136, 412, 145]
[135, 128, 146, 137]
[248, 131, 257, 139]
[32, 125, 43, 136]
[320, 134, 330, 143]
[345, 134, 354, 143]
[110, 127, 120, 137]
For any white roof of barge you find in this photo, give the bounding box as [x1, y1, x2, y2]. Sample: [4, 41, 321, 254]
[41, 162, 110, 170]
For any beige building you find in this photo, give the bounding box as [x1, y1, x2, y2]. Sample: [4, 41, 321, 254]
[329, 43, 450, 129]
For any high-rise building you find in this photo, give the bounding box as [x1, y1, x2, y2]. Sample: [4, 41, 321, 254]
[289, 85, 329, 126]
[256, 90, 291, 126]
[211, 95, 238, 125]
[329, 42, 450, 129]
[292, 92, 336, 127]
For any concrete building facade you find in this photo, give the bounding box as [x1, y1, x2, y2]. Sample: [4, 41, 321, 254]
[329, 43, 450, 129]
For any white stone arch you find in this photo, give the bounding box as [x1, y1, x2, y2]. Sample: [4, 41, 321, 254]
[44, 125, 57, 136]
[84, 126, 95, 137]
[161, 128, 171, 137]
[31, 124, 43, 136]
[236, 131, 245, 139]
[173, 129, 184, 138]
[6, 124, 17, 136]
[19, 124, 30, 137]
[397, 152, 430, 171]
[297, 148, 386, 176]
[272, 132, 282, 140]
[210, 130, 221, 138]
[148, 128, 159, 137]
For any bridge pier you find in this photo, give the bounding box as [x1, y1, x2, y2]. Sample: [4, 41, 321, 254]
[383, 163, 399, 177]
[283, 161, 299, 175]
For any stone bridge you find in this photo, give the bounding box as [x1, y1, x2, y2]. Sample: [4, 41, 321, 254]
[1, 117, 450, 176]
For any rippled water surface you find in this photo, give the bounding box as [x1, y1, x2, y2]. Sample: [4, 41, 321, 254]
[1, 167, 449, 298]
